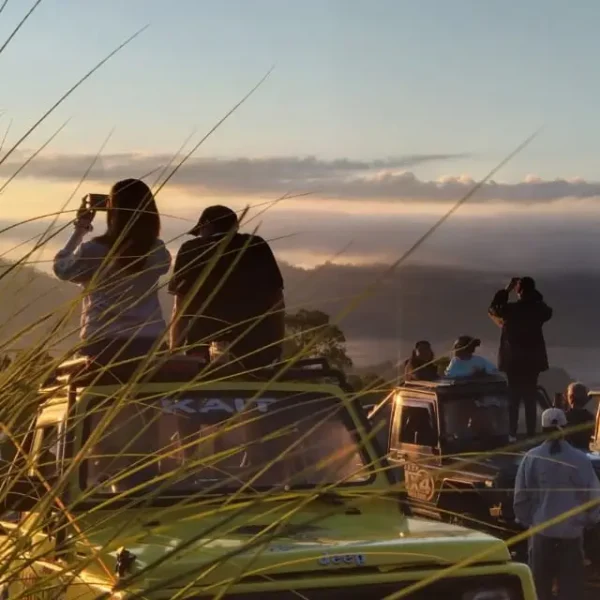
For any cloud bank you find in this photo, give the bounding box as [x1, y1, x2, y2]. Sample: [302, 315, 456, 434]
[4, 206, 600, 274]
[3, 151, 600, 203]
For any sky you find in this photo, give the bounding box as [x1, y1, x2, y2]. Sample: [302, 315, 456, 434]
[2, 0, 600, 270]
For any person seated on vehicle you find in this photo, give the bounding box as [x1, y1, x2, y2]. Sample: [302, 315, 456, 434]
[563, 382, 595, 451]
[404, 340, 438, 381]
[445, 336, 500, 378]
[53, 179, 171, 366]
[168, 205, 285, 370]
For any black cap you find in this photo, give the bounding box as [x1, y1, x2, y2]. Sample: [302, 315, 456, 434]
[453, 335, 481, 352]
[189, 205, 238, 236]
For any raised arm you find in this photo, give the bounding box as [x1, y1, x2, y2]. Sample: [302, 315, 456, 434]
[53, 225, 102, 284]
[488, 288, 510, 327]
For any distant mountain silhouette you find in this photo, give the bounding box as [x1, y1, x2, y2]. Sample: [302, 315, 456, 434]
[280, 262, 599, 350]
[1, 259, 597, 359]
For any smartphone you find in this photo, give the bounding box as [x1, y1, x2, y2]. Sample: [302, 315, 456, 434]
[84, 193, 109, 211]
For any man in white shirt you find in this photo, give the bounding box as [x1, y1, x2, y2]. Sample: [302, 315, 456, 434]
[514, 408, 600, 600]
[445, 336, 500, 378]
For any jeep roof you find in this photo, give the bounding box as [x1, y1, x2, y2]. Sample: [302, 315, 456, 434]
[400, 374, 510, 394]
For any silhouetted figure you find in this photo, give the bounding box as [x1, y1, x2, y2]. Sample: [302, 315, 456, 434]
[445, 336, 499, 378]
[169, 205, 285, 370]
[404, 341, 438, 381]
[564, 382, 594, 451]
[488, 277, 552, 439]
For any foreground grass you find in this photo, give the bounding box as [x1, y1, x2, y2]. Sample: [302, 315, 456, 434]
[0, 4, 590, 599]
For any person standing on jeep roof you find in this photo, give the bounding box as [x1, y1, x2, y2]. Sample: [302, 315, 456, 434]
[168, 205, 285, 369]
[513, 408, 600, 600]
[564, 382, 595, 451]
[404, 340, 438, 381]
[488, 277, 552, 440]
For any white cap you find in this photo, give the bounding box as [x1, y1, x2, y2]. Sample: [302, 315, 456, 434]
[541, 407, 567, 429]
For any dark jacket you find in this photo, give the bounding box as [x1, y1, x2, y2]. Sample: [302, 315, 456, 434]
[488, 289, 552, 375]
[404, 358, 438, 382]
[565, 407, 595, 451]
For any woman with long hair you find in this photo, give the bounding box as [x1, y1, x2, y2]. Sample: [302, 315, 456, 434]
[53, 178, 171, 364]
[404, 340, 438, 381]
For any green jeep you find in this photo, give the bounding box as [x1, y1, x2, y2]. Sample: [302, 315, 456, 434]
[0, 357, 535, 599]
[368, 375, 600, 570]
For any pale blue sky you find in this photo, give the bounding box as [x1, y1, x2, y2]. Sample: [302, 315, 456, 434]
[1, 0, 600, 181]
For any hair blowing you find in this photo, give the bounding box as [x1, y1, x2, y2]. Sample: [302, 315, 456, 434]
[93, 179, 160, 272]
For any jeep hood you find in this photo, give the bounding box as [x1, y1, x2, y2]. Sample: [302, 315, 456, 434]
[74, 501, 510, 594]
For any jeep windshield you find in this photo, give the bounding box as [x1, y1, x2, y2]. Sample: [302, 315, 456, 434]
[441, 395, 510, 450]
[83, 391, 372, 495]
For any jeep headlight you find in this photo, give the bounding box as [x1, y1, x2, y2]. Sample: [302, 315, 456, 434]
[463, 588, 512, 600]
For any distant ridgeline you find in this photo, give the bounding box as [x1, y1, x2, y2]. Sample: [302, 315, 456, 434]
[0, 257, 599, 359]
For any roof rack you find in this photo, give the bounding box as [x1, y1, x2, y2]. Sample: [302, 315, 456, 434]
[40, 355, 349, 390]
[401, 374, 509, 390]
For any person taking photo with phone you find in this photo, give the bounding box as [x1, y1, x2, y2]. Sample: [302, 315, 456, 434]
[488, 276, 553, 440]
[53, 179, 171, 365]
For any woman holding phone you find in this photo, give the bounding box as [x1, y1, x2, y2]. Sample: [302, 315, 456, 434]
[53, 178, 171, 365]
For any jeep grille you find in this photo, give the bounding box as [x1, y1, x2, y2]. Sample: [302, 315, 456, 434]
[189, 574, 523, 599]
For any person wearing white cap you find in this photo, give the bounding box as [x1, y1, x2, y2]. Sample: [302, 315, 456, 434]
[513, 407, 600, 600]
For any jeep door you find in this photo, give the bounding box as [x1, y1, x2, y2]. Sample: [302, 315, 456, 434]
[2, 410, 99, 599]
[388, 395, 440, 513]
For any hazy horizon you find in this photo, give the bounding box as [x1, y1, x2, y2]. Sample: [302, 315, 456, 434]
[2, 2, 600, 388]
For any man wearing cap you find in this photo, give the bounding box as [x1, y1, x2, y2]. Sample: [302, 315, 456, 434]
[168, 205, 285, 368]
[514, 407, 600, 600]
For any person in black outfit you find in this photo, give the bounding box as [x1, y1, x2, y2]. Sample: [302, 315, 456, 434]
[404, 340, 438, 381]
[168, 205, 285, 370]
[488, 277, 552, 439]
[564, 382, 594, 451]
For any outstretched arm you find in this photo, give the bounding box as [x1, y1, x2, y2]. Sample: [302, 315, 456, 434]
[488, 289, 510, 327]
